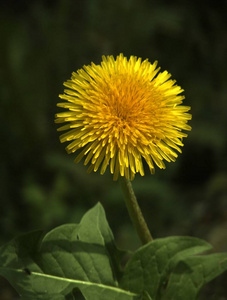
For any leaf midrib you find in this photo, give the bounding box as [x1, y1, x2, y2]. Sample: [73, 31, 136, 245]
[0, 267, 138, 297]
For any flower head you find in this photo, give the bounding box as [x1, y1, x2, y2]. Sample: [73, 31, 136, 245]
[55, 54, 191, 180]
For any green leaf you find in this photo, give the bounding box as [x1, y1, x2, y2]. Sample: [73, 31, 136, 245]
[162, 252, 227, 300]
[1, 204, 227, 300]
[0, 203, 140, 300]
[120, 236, 212, 298]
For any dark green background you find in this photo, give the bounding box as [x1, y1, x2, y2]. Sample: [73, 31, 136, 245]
[1, 0, 227, 299]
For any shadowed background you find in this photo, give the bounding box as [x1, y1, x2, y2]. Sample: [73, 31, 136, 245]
[1, 0, 227, 299]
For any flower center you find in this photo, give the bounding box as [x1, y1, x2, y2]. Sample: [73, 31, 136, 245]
[102, 75, 150, 128]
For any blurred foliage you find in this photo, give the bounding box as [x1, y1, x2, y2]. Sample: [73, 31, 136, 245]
[0, 0, 227, 299]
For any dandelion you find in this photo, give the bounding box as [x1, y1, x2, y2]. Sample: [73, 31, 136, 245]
[55, 54, 191, 180]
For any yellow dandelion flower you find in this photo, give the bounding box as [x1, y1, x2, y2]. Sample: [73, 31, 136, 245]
[55, 54, 191, 180]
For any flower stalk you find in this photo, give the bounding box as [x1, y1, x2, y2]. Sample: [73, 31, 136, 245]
[120, 177, 153, 244]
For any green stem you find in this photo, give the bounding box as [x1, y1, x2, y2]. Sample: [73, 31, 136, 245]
[120, 177, 153, 244]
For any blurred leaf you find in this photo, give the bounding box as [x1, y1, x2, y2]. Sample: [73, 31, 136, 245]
[162, 253, 227, 300]
[120, 236, 211, 298]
